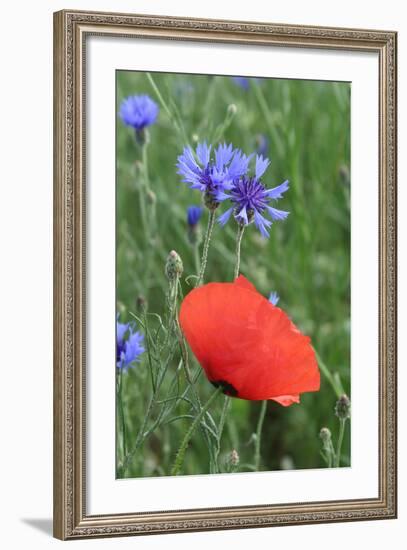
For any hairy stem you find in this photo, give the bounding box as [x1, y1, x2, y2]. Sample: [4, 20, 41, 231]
[334, 418, 347, 468]
[118, 369, 127, 458]
[146, 72, 189, 145]
[315, 350, 343, 398]
[254, 400, 267, 471]
[196, 210, 216, 287]
[171, 387, 222, 476]
[234, 224, 245, 279]
[193, 244, 201, 278]
[215, 395, 231, 472]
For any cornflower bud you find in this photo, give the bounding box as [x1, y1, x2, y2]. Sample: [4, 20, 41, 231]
[228, 449, 240, 467]
[227, 103, 237, 116]
[136, 295, 147, 311]
[146, 189, 156, 205]
[335, 394, 351, 420]
[319, 427, 332, 446]
[165, 250, 183, 281]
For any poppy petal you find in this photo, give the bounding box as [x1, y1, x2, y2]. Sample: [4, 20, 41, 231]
[179, 278, 320, 404]
[271, 394, 300, 406]
[234, 274, 257, 292]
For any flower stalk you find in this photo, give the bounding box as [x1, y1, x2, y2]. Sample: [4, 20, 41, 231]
[234, 224, 245, 279]
[334, 418, 346, 468]
[320, 427, 335, 468]
[334, 394, 351, 467]
[171, 386, 222, 476]
[117, 368, 127, 458]
[196, 210, 216, 286]
[254, 400, 267, 471]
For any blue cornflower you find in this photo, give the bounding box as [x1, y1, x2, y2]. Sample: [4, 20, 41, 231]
[117, 317, 130, 361]
[268, 291, 280, 306]
[174, 81, 194, 98]
[116, 315, 145, 370]
[177, 142, 252, 210]
[187, 205, 203, 227]
[218, 154, 289, 238]
[232, 76, 250, 90]
[119, 94, 159, 131]
[255, 134, 269, 156]
[231, 76, 262, 90]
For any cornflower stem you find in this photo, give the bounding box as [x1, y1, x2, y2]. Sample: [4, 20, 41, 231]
[141, 140, 150, 186]
[122, 394, 155, 475]
[214, 395, 231, 472]
[327, 440, 335, 468]
[122, 280, 180, 475]
[136, 160, 148, 241]
[117, 368, 127, 459]
[137, 140, 156, 293]
[327, 454, 332, 469]
[141, 308, 156, 394]
[170, 280, 217, 469]
[252, 84, 284, 159]
[234, 224, 245, 279]
[211, 103, 237, 143]
[193, 244, 201, 278]
[321, 436, 335, 468]
[334, 418, 347, 468]
[122, 280, 213, 476]
[162, 276, 179, 351]
[171, 387, 222, 476]
[197, 77, 217, 135]
[196, 210, 216, 287]
[315, 350, 343, 399]
[254, 400, 268, 471]
[146, 72, 189, 145]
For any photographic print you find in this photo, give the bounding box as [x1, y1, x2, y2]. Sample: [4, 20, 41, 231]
[115, 71, 351, 479]
[54, 10, 397, 539]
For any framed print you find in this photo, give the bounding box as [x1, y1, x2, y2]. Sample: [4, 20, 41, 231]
[53, 9, 397, 540]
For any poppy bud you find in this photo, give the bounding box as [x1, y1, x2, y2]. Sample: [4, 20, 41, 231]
[165, 250, 183, 281]
[335, 394, 351, 420]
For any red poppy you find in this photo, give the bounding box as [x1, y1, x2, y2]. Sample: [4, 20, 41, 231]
[179, 275, 320, 405]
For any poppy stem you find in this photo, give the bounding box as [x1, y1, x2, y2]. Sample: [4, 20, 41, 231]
[171, 386, 222, 476]
[334, 418, 347, 467]
[196, 210, 216, 287]
[234, 224, 245, 279]
[254, 400, 267, 471]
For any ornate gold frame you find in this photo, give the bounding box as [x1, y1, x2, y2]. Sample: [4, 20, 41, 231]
[53, 9, 397, 540]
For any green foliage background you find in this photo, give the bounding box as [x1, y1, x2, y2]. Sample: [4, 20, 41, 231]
[116, 71, 350, 478]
